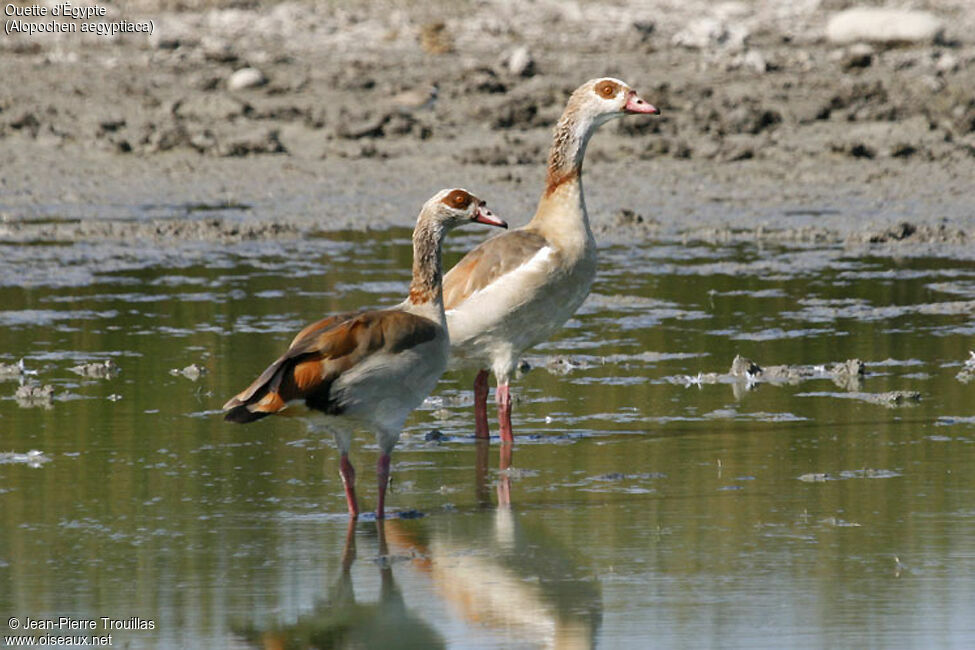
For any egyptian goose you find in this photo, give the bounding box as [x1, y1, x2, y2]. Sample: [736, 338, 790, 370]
[223, 189, 506, 518]
[442, 78, 659, 443]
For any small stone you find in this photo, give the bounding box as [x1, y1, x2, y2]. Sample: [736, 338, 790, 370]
[741, 50, 768, 73]
[842, 50, 873, 70]
[826, 8, 945, 45]
[504, 46, 535, 77]
[227, 67, 267, 91]
[935, 52, 959, 74]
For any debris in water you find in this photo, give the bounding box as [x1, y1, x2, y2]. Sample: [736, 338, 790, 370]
[14, 383, 54, 408]
[798, 473, 832, 482]
[675, 356, 865, 392]
[0, 358, 38, 380]
[170, 364, 208, 381]
[956, 351, 975, 384]
[0, 450, 51, 467]
[69, 359, 121, 378]
[862, 391, 921, 407]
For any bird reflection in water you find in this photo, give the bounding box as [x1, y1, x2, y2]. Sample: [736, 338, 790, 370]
[386, 466, 603, 649]
[233, 519, 444, 649]
[474, 437, 513, 508]
[235, 447, 600, 649]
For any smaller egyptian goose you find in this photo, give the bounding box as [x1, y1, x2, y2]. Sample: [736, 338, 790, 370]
[223, 189, 506, 519]
[443, 78, 659, 445]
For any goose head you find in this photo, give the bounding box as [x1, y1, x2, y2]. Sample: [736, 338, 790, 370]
[424, 189, 508, 231]
[571, 77, 659, 129]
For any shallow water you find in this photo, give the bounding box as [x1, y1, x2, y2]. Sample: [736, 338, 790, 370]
[2, 228, 974, 648]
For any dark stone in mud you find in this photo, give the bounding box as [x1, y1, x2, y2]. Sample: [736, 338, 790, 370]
[723, 104, 782, 136]
[336, 113, 389, 139]
[218, 129, 286, 157]
[842, 51, 874, 70]
[890, 142, 919, 158]
[9, 111, 41, 136]
[715, 136, 758, 162]
[491, 95, 540, 130]
[821, 80, 902, 122]
[850, 222, 968, 245]
[459, 67, 508, 94]
[831, 141, 876, 159]
[329, 62, 377, 91]
[456, 138, 542, 166]
[869, 221, 916, 242]
[335, 111, 428, 141]
[175, 94, 253, 122]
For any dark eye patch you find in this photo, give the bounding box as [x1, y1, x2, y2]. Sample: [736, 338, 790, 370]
[595, 80, 619, 99]
[443, 189, 473, 210]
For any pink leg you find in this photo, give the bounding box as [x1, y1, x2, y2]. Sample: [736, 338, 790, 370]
[496, 381, 513, 444]
[376, 453, 391, 519]
[339, 454, 359, 518]
[474, 369, 490, 439]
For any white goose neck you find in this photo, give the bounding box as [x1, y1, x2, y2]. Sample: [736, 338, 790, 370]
[407, 217, 446, 322]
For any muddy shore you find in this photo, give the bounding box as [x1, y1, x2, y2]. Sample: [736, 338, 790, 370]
[1, 0, 974, 255]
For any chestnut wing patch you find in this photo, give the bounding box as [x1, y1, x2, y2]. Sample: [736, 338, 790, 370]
[224, 310, 439, 423]
[442, 230, 550, 310]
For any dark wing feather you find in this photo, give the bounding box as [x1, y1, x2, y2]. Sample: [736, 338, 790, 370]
[223, 309, 439, 423]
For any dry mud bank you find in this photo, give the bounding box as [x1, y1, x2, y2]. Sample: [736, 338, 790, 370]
[1, 0, 974, 255]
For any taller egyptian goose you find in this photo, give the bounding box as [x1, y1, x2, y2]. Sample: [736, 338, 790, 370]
[442, 77, 659, 443]
[223, 189, 507, 519]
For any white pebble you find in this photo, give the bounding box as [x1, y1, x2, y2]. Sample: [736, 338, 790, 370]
[227, 67, 267, 91]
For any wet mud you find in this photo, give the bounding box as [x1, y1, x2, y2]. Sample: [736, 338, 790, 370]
[1, 0, 974, 260]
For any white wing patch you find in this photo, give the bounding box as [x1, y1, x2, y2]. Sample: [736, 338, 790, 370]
[446, 246, 562, 352]
[446, 246, 555, 315]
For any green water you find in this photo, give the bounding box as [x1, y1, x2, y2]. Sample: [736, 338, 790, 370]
[1, 228, 974, 648]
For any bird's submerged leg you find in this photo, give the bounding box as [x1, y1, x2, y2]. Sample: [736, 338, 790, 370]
[496, 381, 514, 444]
[339, 454, 359, 518]
[497, 439, 512, 507]
[341, 517, 357, 570]
[474, 369, 490, 439]
[376, 453, 392, 519]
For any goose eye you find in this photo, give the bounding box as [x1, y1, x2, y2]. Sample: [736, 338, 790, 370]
[444, 189, 472, 210]
[595, 80, 618, 99]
